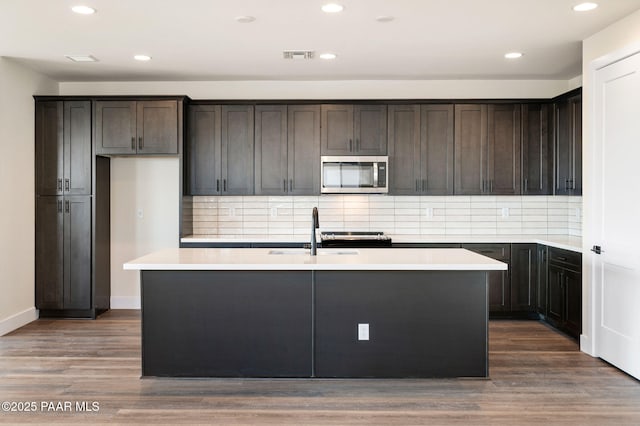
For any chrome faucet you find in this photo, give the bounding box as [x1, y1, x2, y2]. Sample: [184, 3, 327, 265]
[311, 207, 319, 256]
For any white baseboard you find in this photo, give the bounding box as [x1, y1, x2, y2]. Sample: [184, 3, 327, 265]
[0, 307, 38, 336]
[110, 296, 141, 309]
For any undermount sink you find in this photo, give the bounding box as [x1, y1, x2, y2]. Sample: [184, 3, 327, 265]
[268, 249, 359, 256]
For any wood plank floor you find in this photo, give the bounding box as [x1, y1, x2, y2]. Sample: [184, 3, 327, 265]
[1, 310, 639, 425]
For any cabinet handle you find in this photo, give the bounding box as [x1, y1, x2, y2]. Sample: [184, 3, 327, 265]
[283, 179, 287, 192]
[349, 139, 353, 152]
[216, 179, 220, 192]
[64, 200, 70, 213]
[131, 137, 135, 151]
[491, 180, 494, 193]
[482, 180, 486, 193]
[223, 179, 227, 192]
[415, 179, 419, 191]
[422, 179, 426, 192]
[524, 178, 528, 192]
[64, 178, 70, 192]
[289, 179, 293, 192]
[138, 136, 143, 150]
[57, 178, 62, 192]
[57, 200, 62, 213]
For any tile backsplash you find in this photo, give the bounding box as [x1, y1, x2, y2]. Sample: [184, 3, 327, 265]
[183, 195, 583, 237]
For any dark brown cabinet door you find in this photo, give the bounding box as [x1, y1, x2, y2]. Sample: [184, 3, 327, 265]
[564, 269, 582, 338]
[354, 105, 387, 155]
[221, 105, 254, 195]
[64, 101, 92, 195]
[36, 102, 64, 195]
[522, 104, 551, 195]
[136, 100, 178, 154]
[36, 101, 92, 196]
[454, 104, 487, 195]
[95, 101, 136, 154]
[288, 105, 320, 195]
[463, 244, 510, 312]
[421, 105, 454, 195]
[321, 105, 354, 155]
[546, 265, 564, 324]
[255, 105, 288, 195]
[388, 105, 421, 194]
[537, 244, 548, 315]
[64, 196, 92, 310]
[487, 104, 521, 195]
[187, 105, 222, 195]
[36, 196, 64, 309]
[321, 104, 387, 155]
[510, 244, 537, 312]
[554, 94, 582, 195]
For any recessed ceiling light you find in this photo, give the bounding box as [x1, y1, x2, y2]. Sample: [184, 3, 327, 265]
[319, 53, 337, 60]
[504, 52, 523, 59]
[235, 15, 256, 23]
[65, 54, 98, 62]
[71, 5, 96, 15]
[376, 15, 395, 23]
[321, 3, 344, 13]
[134, 55, 152, 61]
[573, 2, 598, 12]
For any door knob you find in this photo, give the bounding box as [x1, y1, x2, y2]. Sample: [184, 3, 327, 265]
[591, 245, 603, 255]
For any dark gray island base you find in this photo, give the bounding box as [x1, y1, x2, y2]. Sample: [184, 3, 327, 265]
[140, 269, 488, 378]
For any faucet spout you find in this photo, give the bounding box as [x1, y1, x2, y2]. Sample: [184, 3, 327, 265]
[311, 207, 319, 256]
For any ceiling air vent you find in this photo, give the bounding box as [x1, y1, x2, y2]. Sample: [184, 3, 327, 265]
[283, 50, 315, 60]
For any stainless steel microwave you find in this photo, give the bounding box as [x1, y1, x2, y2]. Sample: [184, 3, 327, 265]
[321, 156, 388, 194]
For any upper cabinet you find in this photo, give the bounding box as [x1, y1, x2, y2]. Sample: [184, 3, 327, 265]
[321, 105, 387, 155]
[388, 104, 454, 195]
[186, 104, 254, 195]
[95, 100, 179, 155]
[255, 105, 320, 195]
[454, 104, 521, 195]
[36, 100, 92, 196]
[521, 104, 552, 195]
[554, 93, 582, 195]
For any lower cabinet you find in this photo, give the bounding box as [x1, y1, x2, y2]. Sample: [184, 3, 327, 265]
[462, 243, 511, 313]
[36, 196, 91, 311]
[545, 247, 582, 339]
[35, 189, 111, 318]
[510, 244, 538, 312]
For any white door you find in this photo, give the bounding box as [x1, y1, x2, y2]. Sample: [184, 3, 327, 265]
[593, 51, 640, 380]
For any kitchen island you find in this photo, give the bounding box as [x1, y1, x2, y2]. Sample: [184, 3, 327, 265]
[124, 248, 507, 379]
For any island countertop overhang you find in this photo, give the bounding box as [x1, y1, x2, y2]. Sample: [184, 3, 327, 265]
[124, 248, 508, 271]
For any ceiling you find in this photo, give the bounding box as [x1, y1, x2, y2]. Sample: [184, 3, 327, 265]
[2, 0, 640, 82]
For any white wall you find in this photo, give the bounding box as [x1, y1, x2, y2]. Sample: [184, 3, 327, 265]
[59, 79, 576, 100]
[581, 8, 640, 355]
[110, 157, 179, 308]
[0, 58, 57, 335]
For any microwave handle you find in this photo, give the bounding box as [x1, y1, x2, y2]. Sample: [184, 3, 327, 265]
[373, 162, 378, 187]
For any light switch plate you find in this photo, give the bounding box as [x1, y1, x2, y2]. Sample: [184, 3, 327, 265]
[358, 323, 369, 341]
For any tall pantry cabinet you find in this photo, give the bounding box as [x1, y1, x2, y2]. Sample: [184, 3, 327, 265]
[35, 99, 110, 318]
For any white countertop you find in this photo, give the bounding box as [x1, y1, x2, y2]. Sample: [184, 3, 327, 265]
[124, 248, 508, 271]
[181, 234, 582, 253]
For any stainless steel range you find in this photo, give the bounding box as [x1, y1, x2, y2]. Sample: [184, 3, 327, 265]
[320, 231, 392, 248]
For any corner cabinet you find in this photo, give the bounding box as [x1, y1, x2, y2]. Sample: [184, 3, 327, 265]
[34, 98, 111, 318]
[321, 104, 387, 155]
[255, 105, 320, 195]
[95, 100, 179, 155]
[388, 105, 454, 195]
[186, 104, 254, 195]
[554, 93, 582, 195]
[521, 104, 552, 195]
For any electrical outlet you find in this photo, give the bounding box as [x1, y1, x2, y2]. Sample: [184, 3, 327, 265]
[358, 323, 369, 341]
[501, 207, 509, 218]
[270, 207, 278, 218]
[575, 207, 581, 218]
[425, 207, 434, 218]
[136, 209, 143, 219]
[229, 207, 236, 217]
